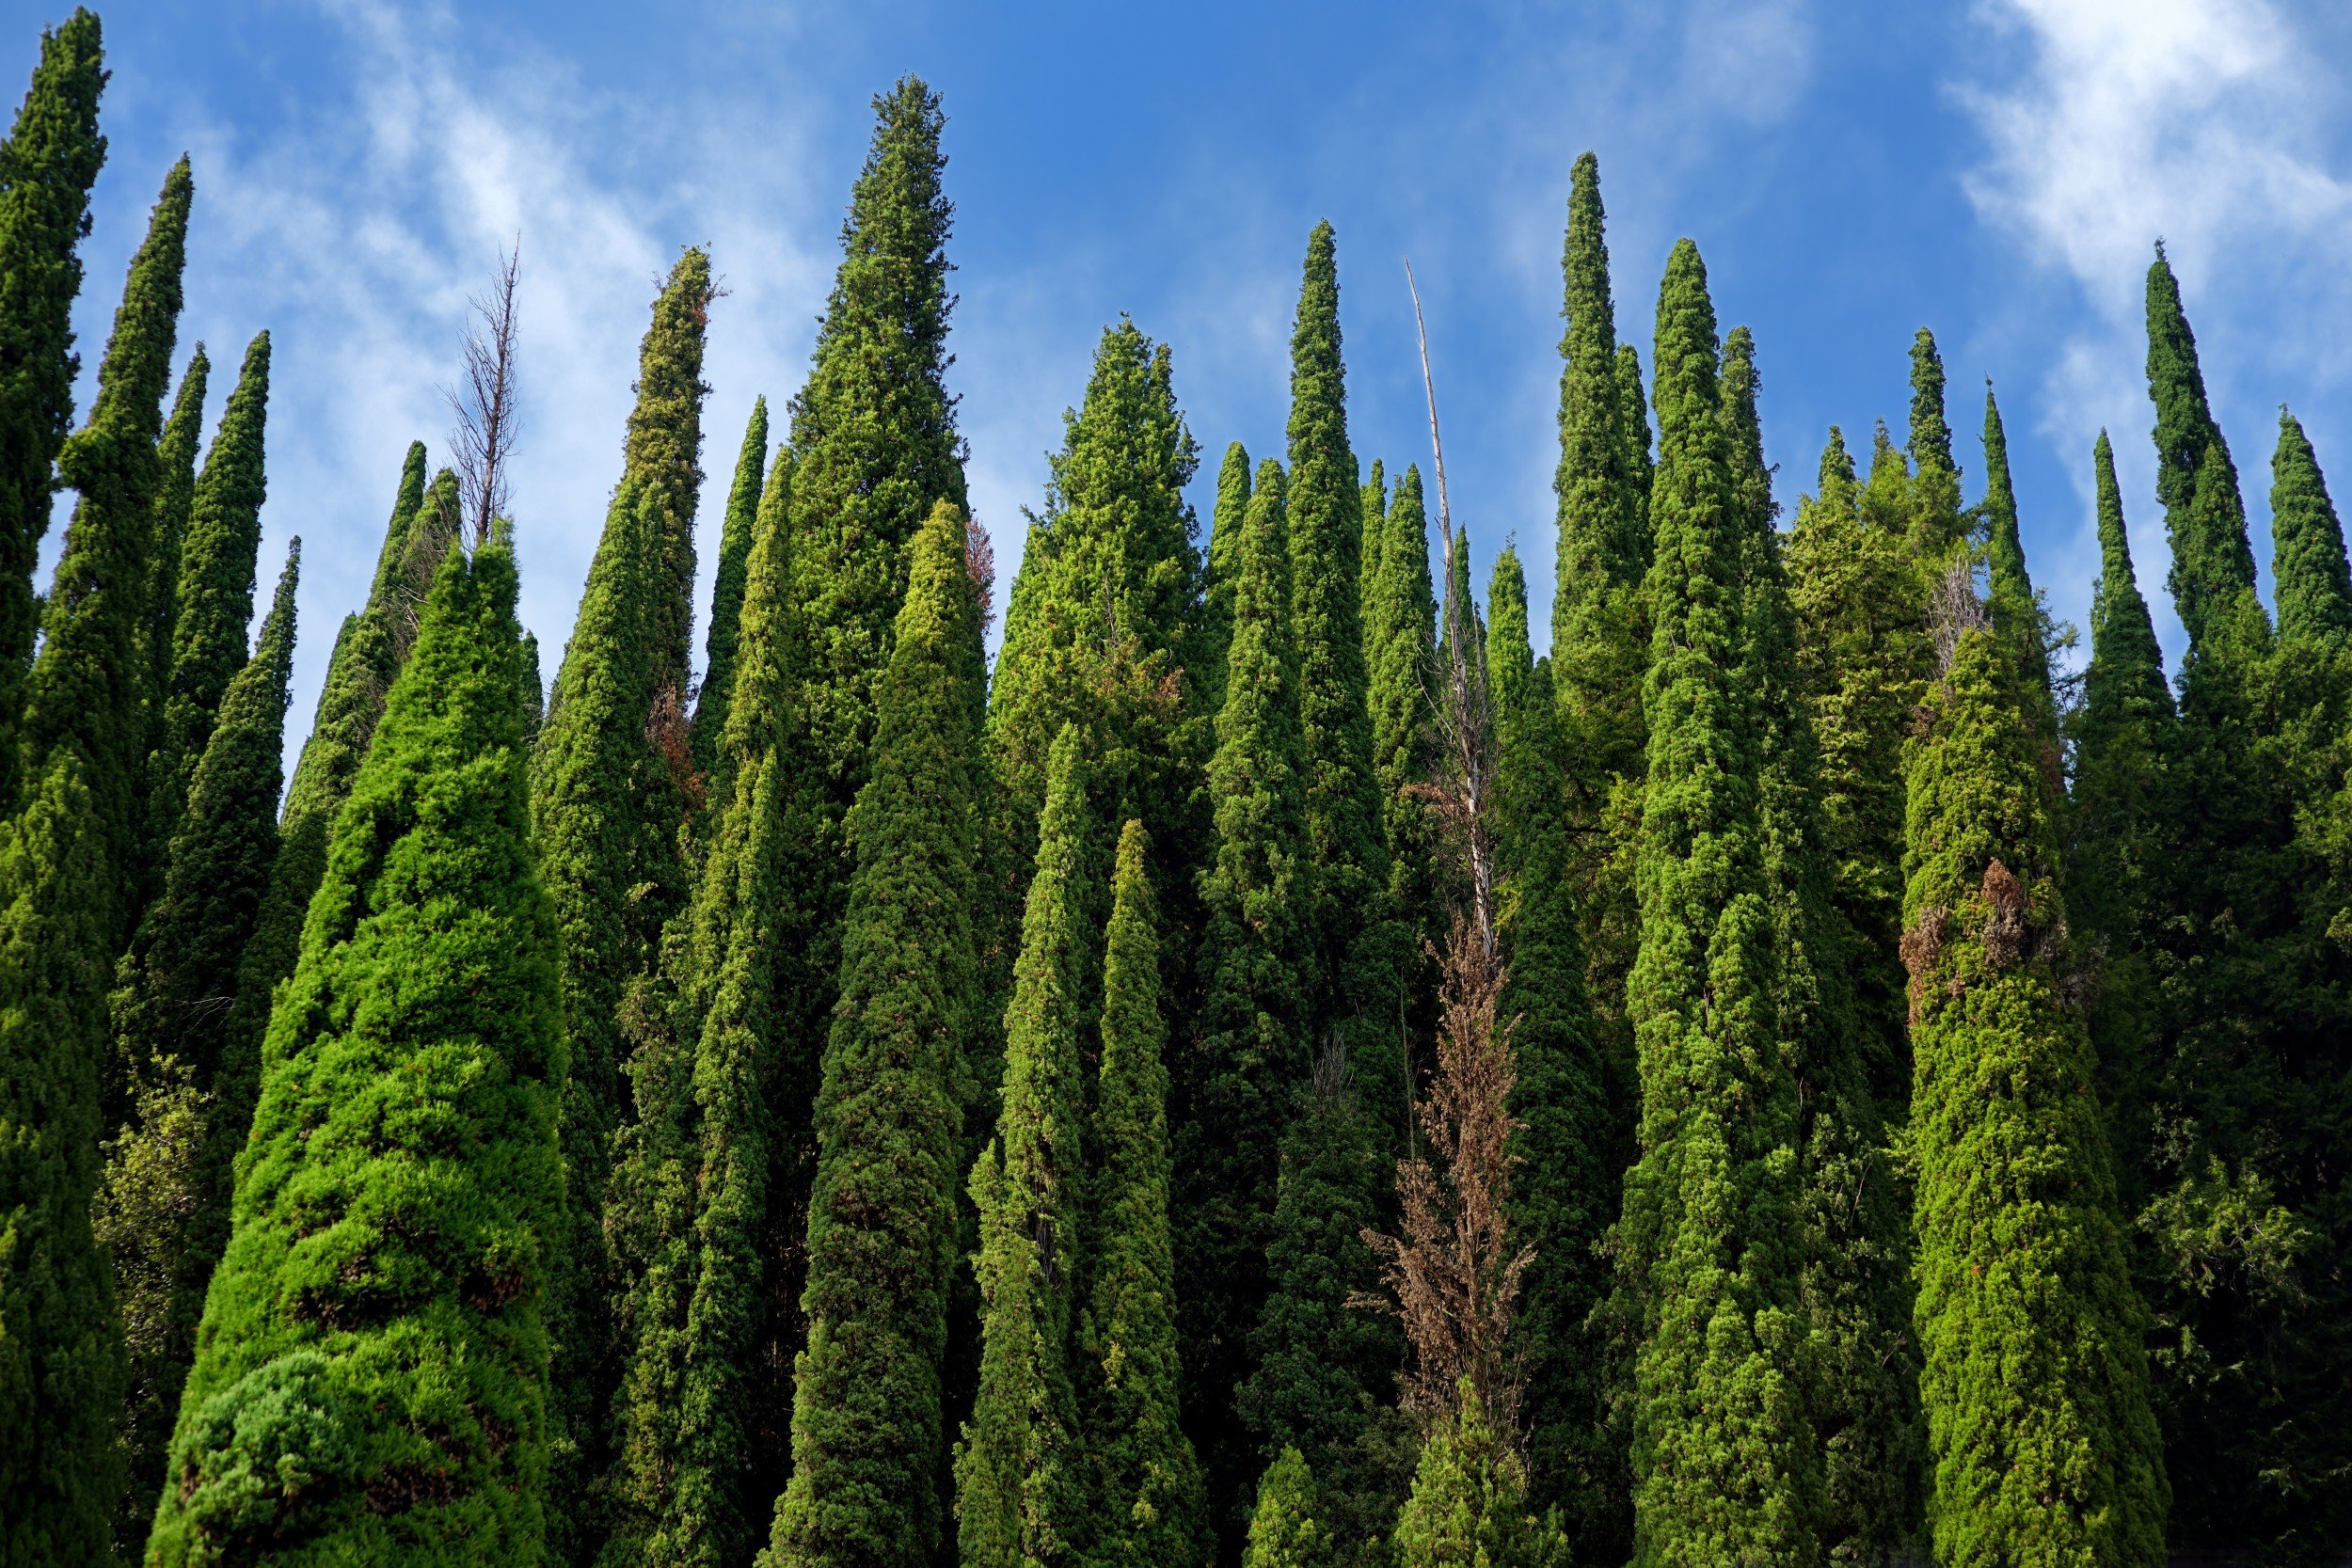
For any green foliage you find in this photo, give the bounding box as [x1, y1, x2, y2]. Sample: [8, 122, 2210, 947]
[960, 726, 1093, 1568]
[629, 248, 716, 699]
[1617, 239, 1818, 1568]
[762, 501, 985, 1568]
[1364, 463, 1439, 1007]
[2270, 409, 2352, 645]
[148, 329, 270, 863]
[692, 395, 771, 784]
[1082, 819, 1206, 1568]
[0, 8, 104, 810]
[148, 525, 564, 1566]
[1903, 623, 2168, 1568]
[1390, 1389, 1569, 1568]
[142, 347, 210, 777]
[1200, 441, 1251, 717]
[2146, 244, 2257, 648]
[1242, 1449, 1333, 1568]
[98, 544, 296, 1541]
[1978, 386, 2057, 747]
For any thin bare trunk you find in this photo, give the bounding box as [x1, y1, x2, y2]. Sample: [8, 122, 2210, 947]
[448, 242, 521, 545]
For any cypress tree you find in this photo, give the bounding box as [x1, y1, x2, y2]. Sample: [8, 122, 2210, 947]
[604, 439, 814, 1568]
[1363, 462, 1438, 1026]
[959, 725, 1092, 1568]
[534, 250, 715, 1548]
[1903, 619, 2167, 1568]
[143, 347, 209, 751]
[1389, 1389, 1568, 1568]
[147, 522, 562, 1566]
[1177, 457, 1310, 1544]
[1242, 1449, 1333, 1568]
[1614, 343, 1655, 523]
[1979, 386, 2056, 748]
[1200, 440, 1251, 716]
[2146, 245, 2258, 650]
[1082, 817, 1206, 1568]
[97, 543, 296, 1540]
[692, 395, 771, 784]
[1615, 239, 1817, 1568]
[1359, 458, 1387, 639]
[2271, 410, 2352, 646]
[147, 329, 270, 863]
[0, 8, 104, 807]
[1485, 545, 1614, 1548]
[762, 501, 984, 1568]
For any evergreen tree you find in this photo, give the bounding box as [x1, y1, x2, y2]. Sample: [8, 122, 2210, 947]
[1177, 457, 1311, 1544]
[1615, 239, 1817, 1568]
[1359, 458, 1387, 641]
[147, 522, 563, 1566]
[604, 440, 815, 1568]
[143, 347, 210, 758]
[534, 250, 715, 1549]
[2146, 245, 2257, 650]
[762, 501, 985, 1568]
[97, 544, 296, 1543]
[692, 395, 771, 784]
[2271, 409, 2352, 646]
[0, 159, 192, 1564]
[1241, 1449, 1332, 1568]
[147, 329, 270, 863]
[1615, 343, 1655, 523]
[1082, 818, 1205, 1568]
[1485, 545, 1613, 1550]
[1389, 1389, 1568, 1568]
[1978, 385, 2056, 747]
[0, 8, 104, 808]
[959, 726, 1092, 1568]
[1199, 441, 1251, 716]
[1363, 462, 1438, 1053]
[1904, 619, 2168, 1568]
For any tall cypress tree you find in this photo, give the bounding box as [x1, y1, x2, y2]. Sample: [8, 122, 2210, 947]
[2146, 245, 2258, 651]
[1243, 1449, 1333, 1568]
[1359, 458, 1387, 640]
[143, 346, 209, 754]
[960, 725, 1092, 1568]
[1904, 619, 2167, 1568]
[1979, 385, 2056, 749]
[2271, 410, 2352, 646]
[692, 395, 771, 784]
[97, 543, 296, 1542]
[147, 328, 269, 864]
[1363, 462, 1438, 1027]
[1389, 1388, 1568, 1568]
[1486, 544, 1614, 1551]
[1614, 342, 1655, 524]
[1177, 457, 1311, 1544]
[762, 501, 984, 1568]
[1200, 440, 1252, 719]
[1082, 817, 1206, 1568]
[534, 250, 715, 1550]
[1615, 240, 1817, 1568]
[148, 523, 563, 1566]
[0, 160, 190, 1564]
[0, 8, 104, 808]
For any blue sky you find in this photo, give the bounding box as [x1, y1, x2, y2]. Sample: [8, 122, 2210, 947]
[25, 0, 2352, 749]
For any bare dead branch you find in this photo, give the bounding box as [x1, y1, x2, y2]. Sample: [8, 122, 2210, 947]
[447, 241, 522, 546]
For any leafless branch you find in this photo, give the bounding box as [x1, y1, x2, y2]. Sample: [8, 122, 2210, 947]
[447, 241, 521, 546]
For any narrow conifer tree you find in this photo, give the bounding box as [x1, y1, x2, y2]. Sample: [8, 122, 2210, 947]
[97, 543, 296, 1539]
[1082, 817, 1206, 1568]
[1200, 440, 1252, 713]
[1979, 385, 2054, 742]
[1614, 343, 1654, 521]
[1904, 617, 2168, 1568]
[2271, 410, 2352, 646]
[631, 249, 716, 701]
[692, 394, 771, 783]
[0, 8, 105, 806]
[148, 523, 562, 1566]
[1389, 1388, 1568, 1568]
[1359, 458, 1388, 639]
[2146, 245, 2258, 650]
[763, 501, 985, 1568]
[960, 725, 1093, 1568]
[1616, 240, 1817, 1567]
[147, 329, 270, 863]
[1242, 1449, 1333, 1568]
[143, 347, 210, 751]
[1365, 463, 1439, 1020]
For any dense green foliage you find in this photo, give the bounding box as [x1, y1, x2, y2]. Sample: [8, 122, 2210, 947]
[692, 395, 771, 783]
[142, 346, 209, 797]
[149, 524, 562, 1565]
[1242, 1449, 1332, 1568]
[1363, 463, 1438, 1022]
[1390, 1391, 1567, 1568]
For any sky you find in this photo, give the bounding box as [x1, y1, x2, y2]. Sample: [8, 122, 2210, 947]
[23, 0, 2352, 757]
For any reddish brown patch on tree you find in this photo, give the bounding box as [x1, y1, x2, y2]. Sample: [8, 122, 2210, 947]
[1980, 859, 2028, 968]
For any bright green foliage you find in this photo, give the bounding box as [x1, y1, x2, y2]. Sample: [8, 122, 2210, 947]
[2146, 245, 2258, 649]
[1978, 386, 2057, 748]
[98, 544, 296, 1537]
[1616, 239, 1818, 1568]
[0, 8, 104, 810]
[787, 77, 967, 836]
[1390, 1389, 1569, 1568]
[763, 501, 985, 1568]
[1725, 328, 1919, 1562]
[146, 524, 561, 1566]
[1359, 459, 1387, 636]
[692, 395, 771, 784]
[1200, 441, 1251, 716]
[1615, 343, 1655, 520]
[2270, 410, 2352, 645]
[18, 156, 190, 932]
[630, 248, 716, 699]
[960, 726, 1093, 1568]
[148, 329, 270, 862]
[1903, 623, 2168, 1568]
[143, 347, 210, 766]
[1363, 462, 1438, 1017]
[1486, 545, 1614, 1548]
[1081, 818, 1206, 1568]
[603, 442, 816, 1568]
[1178, 457, 1310, 1544]
[1241, 1449, 1332, 1568]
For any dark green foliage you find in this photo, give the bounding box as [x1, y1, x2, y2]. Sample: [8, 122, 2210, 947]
[1363, 462, 1438, 1051]
[1978, 386, 2057, 745]
[148, 329, 270, 863]
[143, 347, 210, 768]
[1903, 622, 2167, 1568]
[692, 395, 771, 784]
[960, 726, 1092, 1568]
[603, 441, 815, 1568]
[2146, 245, 2257, 648]
[762, 501, 984, 1568]
[1614, 343, 1654, 522]
[1178, 457, 1310, 1545]
[2271, 410, 2352, 645]
[1200, 441, 1251, 716]
[630, 248, 716, 700]
[1242, 1449, 1332, 1568]
[1616, 240, 1817, 1567]
[98, 544, 296, 1541]
[19, 157, 190, 932]
[1485, 545, 1613, 1549]
[787, 77, 967, 833]
[1082, 818, 1206, 1568]
[1359, 458, 1386, 637]
[1390, 1390, 1568, 1568]
[146, 524, 561, 1566]
[0, 8, 104, 809]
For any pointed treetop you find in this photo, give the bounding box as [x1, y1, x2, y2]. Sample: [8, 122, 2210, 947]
[1980, 384, 2030, 601]
[695, 394, 774, 778]
[2145, 241, 2258, 644]
[1908, 327, 1954, 483]
[2087, 429, 2172, 725]
[2268, 408, 2352, 646]
[1817, 424, 1857, 515]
